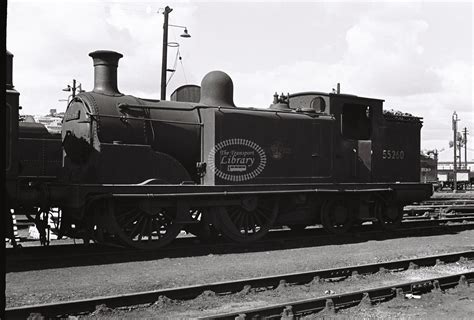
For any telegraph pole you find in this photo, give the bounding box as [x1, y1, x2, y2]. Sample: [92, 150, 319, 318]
[62, 79, 83, 99]
[463, 127, 468, 169]
[159, 6, 190, 100]
[72, 79, 77, 98]
[161, 6, 172, 100]
[452, 111, 459, 193]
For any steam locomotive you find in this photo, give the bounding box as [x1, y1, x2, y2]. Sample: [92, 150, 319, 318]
[5, 50, 433, 249]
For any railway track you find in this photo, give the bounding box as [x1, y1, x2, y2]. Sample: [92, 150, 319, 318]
[203, 272, 473, 319]
[404, 203, 474, 215]
[404, 196, 474, 213]
[6, 251, 473, 319]
[404, 214, 474, 220]
[7, 218, 474, 272]
[421, 199, 474, 205]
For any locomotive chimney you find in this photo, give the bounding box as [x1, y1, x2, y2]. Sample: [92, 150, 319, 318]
[6, 50, 14, 89]
[89, 50, 123, 96]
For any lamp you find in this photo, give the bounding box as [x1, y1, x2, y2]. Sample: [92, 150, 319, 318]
[181, 28, 191, 38]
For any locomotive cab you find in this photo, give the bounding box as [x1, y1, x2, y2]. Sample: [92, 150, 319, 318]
[330, 93, 422, 184]
[288, 91, 423, 184]
[327, 94, 382, 182]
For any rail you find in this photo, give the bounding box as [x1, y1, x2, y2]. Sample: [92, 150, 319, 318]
[5, 251, 473, 318]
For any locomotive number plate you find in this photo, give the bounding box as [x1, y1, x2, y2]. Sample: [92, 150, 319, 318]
[382, 149, 405, 160]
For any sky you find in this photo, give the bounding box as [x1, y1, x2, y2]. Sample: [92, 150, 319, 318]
[6, 0, 474, 162]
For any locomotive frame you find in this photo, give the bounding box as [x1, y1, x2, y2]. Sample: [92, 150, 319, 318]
[5, 50, 433, 249]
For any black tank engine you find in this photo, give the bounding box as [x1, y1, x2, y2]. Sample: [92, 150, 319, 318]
[5, 50, 432, 249]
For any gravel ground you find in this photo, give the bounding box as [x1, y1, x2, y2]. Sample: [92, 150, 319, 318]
[6, 229, 474, 310]
[336, 285, 474, 320]
[79, 261, 474, 319]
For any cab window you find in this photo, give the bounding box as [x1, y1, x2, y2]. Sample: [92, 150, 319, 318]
[342, 104, 371, 140]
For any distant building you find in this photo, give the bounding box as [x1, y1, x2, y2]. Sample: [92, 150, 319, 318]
[48, 109, 65, 119]
[19, 108, 65, 134]
[438, 161, 474, 171]
[34, 115, 62, 134]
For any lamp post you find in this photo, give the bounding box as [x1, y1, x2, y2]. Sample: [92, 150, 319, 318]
[452, 111, 459, 193]
[160, 6, 191, 100]
[463, 127, 468, 169]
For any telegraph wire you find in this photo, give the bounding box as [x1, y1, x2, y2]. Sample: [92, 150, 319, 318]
[179, 49, 188, 84]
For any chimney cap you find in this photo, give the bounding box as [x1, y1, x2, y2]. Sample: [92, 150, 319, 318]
[89, 50, 123, 66]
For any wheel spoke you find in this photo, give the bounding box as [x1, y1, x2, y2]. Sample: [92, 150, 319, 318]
[116, 207, 135, 219]
[233, 209, 245, 229]
[228, 207, 241, 223]
[251, 219, 257, 234]
[247, 213, 255, 233]
[215, 199, 277, 243]
[121, 210, 142, 229]
[243, 214, 249, 235]
[139, 216, 150, 240]
[151, 218, 162, 239]
[256, 207, 273, 222]
[255, 208, 268, 224]
[247, 213, 255, 232]
[239, 212, 249, 232]
[129, 216, 145, 239]
[106, 200, 182, 249]
[147, 218, 153, 242]
[159, 209, 174, 221]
